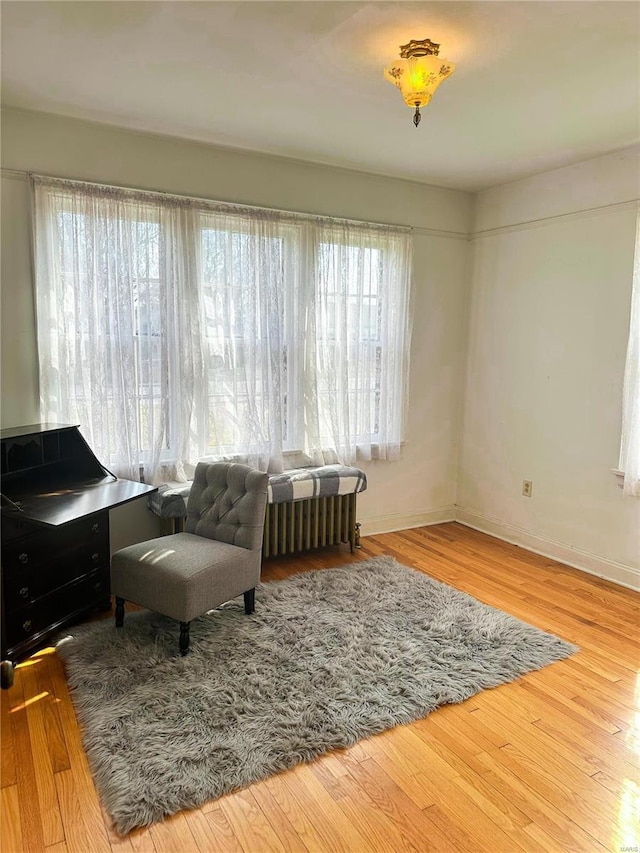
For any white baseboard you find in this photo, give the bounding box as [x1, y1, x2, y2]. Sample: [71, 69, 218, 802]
[455, 507, 640, 592]
[361, 507, 456, 537]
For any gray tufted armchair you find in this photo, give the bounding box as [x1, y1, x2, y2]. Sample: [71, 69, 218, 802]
[110, 462, 268, 654]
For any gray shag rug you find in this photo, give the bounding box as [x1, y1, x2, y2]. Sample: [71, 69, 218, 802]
[56, 556, 577, 835]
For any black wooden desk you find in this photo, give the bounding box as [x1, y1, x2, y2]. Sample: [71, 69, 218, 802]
[1, 423, 156, 688]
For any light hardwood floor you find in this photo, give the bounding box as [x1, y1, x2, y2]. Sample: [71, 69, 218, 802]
[1, 522, 639, 852]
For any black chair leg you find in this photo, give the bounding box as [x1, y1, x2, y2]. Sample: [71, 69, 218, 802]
[115, 597, 125, 627]
[244, 588, 255, 615]
[179, 621, 190, 656]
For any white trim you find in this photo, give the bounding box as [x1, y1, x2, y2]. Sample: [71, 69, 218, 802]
[455, 507, 640, 592]
[413, 226, 469, 241]
[472, 199, 640, 240]
[361, 507, 456, 536]
[611, 468, 625, 489]
[1, 169, 28, 182]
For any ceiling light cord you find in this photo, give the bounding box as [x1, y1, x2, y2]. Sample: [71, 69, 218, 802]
[413, 104, 421, 128]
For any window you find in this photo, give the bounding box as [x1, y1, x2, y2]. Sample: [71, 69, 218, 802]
[33, 176, 412, 484]
[619, 209, 640, 496]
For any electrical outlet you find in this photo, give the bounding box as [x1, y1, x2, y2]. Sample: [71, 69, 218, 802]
[522, 480, 533, 497]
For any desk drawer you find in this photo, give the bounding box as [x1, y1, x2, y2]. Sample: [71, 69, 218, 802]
[2, 514, 108, 575]
[5, 569, 109, 648]
[3, 543, 108, 612]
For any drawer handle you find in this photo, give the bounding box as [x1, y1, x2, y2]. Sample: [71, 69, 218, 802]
[92, 523, 100, 533]
[18, 553, 29, 565]
[91, 552, 100, 563]
[19, 586, 29, 598]
[93, 581, 102, 592]
[22, 619, 32, 633]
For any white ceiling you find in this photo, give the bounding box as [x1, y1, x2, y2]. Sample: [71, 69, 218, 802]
[2, 1, 639, 191]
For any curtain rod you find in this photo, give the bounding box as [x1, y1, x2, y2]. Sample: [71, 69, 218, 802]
[3, 167, 470, 240]
[28, 171, 413, 234]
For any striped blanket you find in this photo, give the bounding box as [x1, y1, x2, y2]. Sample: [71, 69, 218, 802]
[149, 464, 367, 519]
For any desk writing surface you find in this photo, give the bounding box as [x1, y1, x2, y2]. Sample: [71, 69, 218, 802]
[2, 477, 156, 527]
[0, 423, 79, 441]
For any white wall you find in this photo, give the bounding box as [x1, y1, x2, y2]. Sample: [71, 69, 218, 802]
[1, 174, 39, 425]
[458, 148, 640, 589]
[0, 108, 472, 549]
[3, 111, 638, 587]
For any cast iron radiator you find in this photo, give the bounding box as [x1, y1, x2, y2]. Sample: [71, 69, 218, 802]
[262, 493, 360, 558]
[163, 494, 361, 557]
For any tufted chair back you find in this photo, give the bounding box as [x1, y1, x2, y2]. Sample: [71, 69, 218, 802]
[185, 462, 268, 550]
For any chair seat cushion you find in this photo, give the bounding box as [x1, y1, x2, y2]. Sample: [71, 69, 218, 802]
[111, 532, 259, 623]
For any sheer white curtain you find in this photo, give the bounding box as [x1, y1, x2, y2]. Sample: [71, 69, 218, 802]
[620, 209, 640, 496]
[197, 207, 296, 474]
[304, 220, 412, 463]
[33, 180, 180, 482]
[33, 175, 412, 483]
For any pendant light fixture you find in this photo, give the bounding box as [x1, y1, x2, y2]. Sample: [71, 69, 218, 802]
[384, 38, 455, 127]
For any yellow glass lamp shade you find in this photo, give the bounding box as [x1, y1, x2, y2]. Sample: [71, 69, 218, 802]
[384, 38, 455, 126]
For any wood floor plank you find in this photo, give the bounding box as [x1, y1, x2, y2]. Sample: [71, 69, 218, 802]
[345, 741, 435, 810]
[518, 679, 624, 735]
[411, 713, 496, 778]
[47, 652, 113, 849]
[0, 682, 17, 788]
[403, 767, 535, 853]
[33, 649, 71, 774]
[369, 725, 456, 780]
[546, 656, 636, 707]
[148, 811, 197, 853]
[421, 802, 482, 853]
[339, 766, 458, 853]
[608, 776, 640, 853]
[450, 765, 534, 834]
[429, 700, 509, 752]
[201, 806, 244, 853]
[182, 809, 238, 853]
[54, 769, 110, 853]
[8, 665, 47, 853]
[521, 819, 582, 852]
[20, 662, 65, 847]
[343, 755, 457, 852]
[259, 771, 338, 852]
[1, 785, 24, 853]
[499, 741, 622, 826]
[99, 801, 149, 852]
[218, 789, 287, 853]
[476, 756, 610, 853]
[530, 715, 640, 783]
[248, 779, 311, 852]
[126, 830, 159, 853]
[307, 758, 350, 802]
[1, 522, 637, 853]
[468, 693, 611, 778]
[480, 746, 616, 850]
[282, 763, 376, 852]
